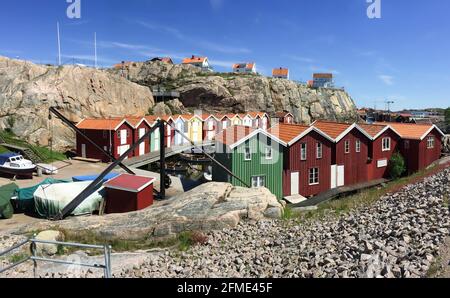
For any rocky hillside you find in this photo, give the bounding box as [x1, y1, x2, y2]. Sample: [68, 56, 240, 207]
[0, 57, 154, 151]
[109, 61, 358, 123]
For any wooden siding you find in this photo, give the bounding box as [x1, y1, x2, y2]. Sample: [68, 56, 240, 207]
[367, 129, 401, 180]
[76, 130, 114, 162]
[132, 121, 151, 157]
[212, 134, 284, 199]
[282, 131, 333, 197]
[335, 128, 370, 186]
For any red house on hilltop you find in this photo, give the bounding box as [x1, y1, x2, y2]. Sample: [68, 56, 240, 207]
[312, 121, 371, 188]
[383, 123, 444, 174]
[76, 118, 134, 162]
[358, 123, 401, 181]
[269, 123, 335, 199]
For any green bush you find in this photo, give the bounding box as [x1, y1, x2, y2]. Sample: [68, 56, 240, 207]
[389, 152, 406, 179]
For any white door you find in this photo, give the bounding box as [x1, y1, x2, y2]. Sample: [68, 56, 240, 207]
[176, 122, 183, 145]
[139, 128, 146, 156]
[118, 145, 130, 159]
[81, 144, 87, 158]
[167, 125, 172, 148]
[207, 120, 214, 140]
[337, 165, 345, 187]
[331, 165, 337, 189]
[120, 129, 127, 145]
[154, 128, 160, 152]
[291, 172, 299, 195]
[192, 122, 200, 143]
[262, 118, 268, 130]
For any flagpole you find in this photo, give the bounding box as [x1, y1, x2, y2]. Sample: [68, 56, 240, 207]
[94, 32, 98, 69]
[57, 22, 62, 66]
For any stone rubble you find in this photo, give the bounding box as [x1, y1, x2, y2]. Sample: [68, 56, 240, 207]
[1, 169, 449, 278]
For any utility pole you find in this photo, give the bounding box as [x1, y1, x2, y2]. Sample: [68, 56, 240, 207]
[57, 22, 62, 66]
[159, 120, 166, 200]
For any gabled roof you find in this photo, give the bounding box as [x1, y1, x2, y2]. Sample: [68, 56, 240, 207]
[272, 68, 289, 77]
[233, 62, 255, 70]
[179, 114, 202, 121]
[268, 123, 335, 145]
[275, 112, 294, 119]
[104, 174, 155, 193]
[313, 73, 333, 79]
[312, 120, 372, 142]
[76, 118, 131, 131]
[357, 123, 392, 140]
[144, 116, 161, 126]
[182, 56, 207, 64]
[376, 122, 445, 140]
[199, 114, 219, 121]
[215, 126, 287, 149]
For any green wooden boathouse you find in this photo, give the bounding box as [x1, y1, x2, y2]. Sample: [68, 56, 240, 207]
[212, 126, 286, 199]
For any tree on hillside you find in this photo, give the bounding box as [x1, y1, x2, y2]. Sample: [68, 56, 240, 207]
[389, 152, 406, 179]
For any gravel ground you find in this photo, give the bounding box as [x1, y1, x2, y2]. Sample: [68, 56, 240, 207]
[1, 168, 449, 278]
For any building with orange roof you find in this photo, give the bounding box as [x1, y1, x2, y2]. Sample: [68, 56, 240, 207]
[378, 122, 444, 173]
[213, 126, 286, 199]
[182, 55, 212, 72]
[232, 63, 256, 74]
[272, 67, 289, 80]
[275, 111, 295, 124]
[358, 123, 402, 180]
[312, 120, 372, 187]
[268, 123, 335, 199]
[313, 73, 334, 88]
[76, 118, 135, 162]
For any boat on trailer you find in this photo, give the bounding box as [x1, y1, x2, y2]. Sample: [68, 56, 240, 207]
[0, 153, 36, 178]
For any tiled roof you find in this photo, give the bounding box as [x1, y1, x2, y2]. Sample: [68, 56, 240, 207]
[233, 63, 255, 70]
[215, 126, 256, 146]
[312, 120, 353, 139]
[275, 112, 293, 118]
[313, 73, 333, 79]
[268, 124, 310, 144]
[272, 68, 289, 76]
[358, 123, 389, 138]
[246, 112, 266, 119]
[76, 119, 127, 131]
[182, 56, 207, 64]
[377, 122, 435, 140]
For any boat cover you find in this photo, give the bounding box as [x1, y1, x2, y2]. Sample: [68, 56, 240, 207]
[0, 183, 18, 219]
[72, 172, 120, 183]
[34, 181, 105, 218]
[14, 178, 71, 213]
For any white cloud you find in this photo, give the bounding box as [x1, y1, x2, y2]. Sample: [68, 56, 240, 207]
[378, 75, 394, 86]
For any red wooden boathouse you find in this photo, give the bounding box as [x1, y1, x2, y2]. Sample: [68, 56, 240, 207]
[312, 121, 372, 188]
[384, 123, 444, 174]
[268, 123, 335, 198]
[358, 123, 401, 180]
[76, 118, 134, 162]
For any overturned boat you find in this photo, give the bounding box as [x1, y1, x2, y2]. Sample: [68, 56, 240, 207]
[0, 153, 36, 178]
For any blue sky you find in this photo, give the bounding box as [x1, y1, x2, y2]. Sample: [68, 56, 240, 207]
[0, 0, 449, 110]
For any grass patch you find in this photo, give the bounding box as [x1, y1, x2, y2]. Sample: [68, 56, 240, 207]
[8, 252, 29, 264]
[0, 130, 67, 163]
[52, 229, 209, 255]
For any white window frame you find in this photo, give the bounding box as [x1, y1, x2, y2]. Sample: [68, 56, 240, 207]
[382, 137, 391, 152]
[251, 176, 266, 188]
[356, 140, 361, 153]
[316, 142, 323, 159]
[427, 137, 435, 149]
[344, 140, 350, 154]
[244, 141, 251, 161]
[309, 168, 319, 186]
[301, 143, 307, 161]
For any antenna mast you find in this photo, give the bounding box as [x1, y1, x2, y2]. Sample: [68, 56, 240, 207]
[57, 22, 62, 66]
[94, 32, 98, 69]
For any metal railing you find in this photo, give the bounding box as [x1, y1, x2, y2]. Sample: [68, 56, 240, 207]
[0, 235, 112, 278]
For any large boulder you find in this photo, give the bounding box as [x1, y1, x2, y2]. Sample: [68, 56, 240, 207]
[19, 183, 284, 241]
[443, 135, 450, 154]
[35, 230, 65, 256]
[0, 56, 155, 151]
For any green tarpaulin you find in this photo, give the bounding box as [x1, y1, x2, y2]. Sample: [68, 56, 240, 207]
[14, 178, 71, 213]
[0, 183, 18, 219]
